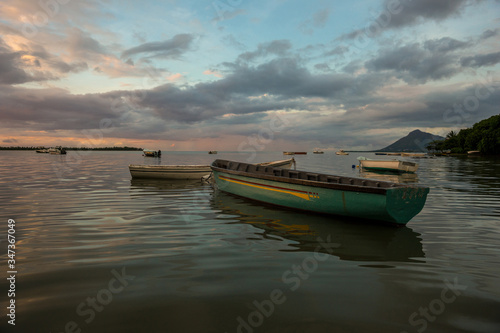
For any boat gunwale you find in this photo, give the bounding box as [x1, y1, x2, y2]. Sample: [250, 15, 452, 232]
[211, 159, 426, 195]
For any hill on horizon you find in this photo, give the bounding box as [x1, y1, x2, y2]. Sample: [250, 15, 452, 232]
[377, 130, 444, 152]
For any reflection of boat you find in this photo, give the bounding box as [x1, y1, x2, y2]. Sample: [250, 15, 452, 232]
[336, 150, 348, 155]
[358, 156, 418, 173]
[211, 159, 429, 225]
[129, 158, 295, 180]
[360, 170, 418, 184]
[213, 191, 425, 262]
[208, 151, 217, 154]
[143, 149, 161, 157]
[49, 146, 66, 154]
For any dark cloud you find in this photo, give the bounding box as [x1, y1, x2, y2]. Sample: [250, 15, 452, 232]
[237, 40, 292, 62]
[2, 138, 18, 143]
[68, 28, 108, 58]
[341, 0, 469, 40]
[423, 37, 471, 53]
[0, 40, 58, 84]
[461, 51, 500, 68]
[480, 28, 499, 40]
[366, 42, 461, 83]
[121, 34, 196, 59]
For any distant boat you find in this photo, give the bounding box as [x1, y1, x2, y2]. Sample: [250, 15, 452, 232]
[374, 152, 387, 155]
[211, 159, 429, 225]
[208, 151, 218, 154]
[143, 149, 161, 157]
[357, 156, 418, 173]
[49, 146, 66, 155]
[36, 148, 50, 153]
[401, 153, 427, 157]
[467, 150, 480, 155]
[283, 151, 307, 155]
[386, 153, 401, 156]
[313, 150, 324, 154]
[129, 158, 295, 180]
[335, 150, 349, 155]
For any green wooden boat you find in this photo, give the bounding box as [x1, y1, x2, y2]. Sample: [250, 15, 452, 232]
[210, 159, 429, 225]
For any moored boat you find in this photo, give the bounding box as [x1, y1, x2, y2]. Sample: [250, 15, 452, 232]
[49, 146, 67, 154]
[129, 158, 295, 180]
[401, 153, 427, 157]
[335, 149, 349, 155]
[357, 156, 418, 173]
[313, 150, 324, 154]
[143, 149, 161, 157]
[211, 159, 429, 225]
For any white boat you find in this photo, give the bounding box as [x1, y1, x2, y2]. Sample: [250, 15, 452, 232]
[36, 148, 50, 153]
[335, 150, 349, 155]
[129, 158, 295, 180]
[49, 146, 67, 155]
[357, 156, 418, 173]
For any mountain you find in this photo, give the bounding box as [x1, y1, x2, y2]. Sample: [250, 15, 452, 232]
[377, 130, 444, 152]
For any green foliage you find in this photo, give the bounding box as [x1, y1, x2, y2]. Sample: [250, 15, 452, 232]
[427, 115, 500, 154]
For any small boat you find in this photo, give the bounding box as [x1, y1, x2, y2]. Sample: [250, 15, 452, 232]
[143, 149, 161, 157]
[208, 151, 218, 154]
[49, 146, 67, 155]
[210, 159, 429, 225]
[284, 151, 307, 155]
[357, 157, 418, 173]
[387, 153, 401, 156]
[467, 150, 480, 155]
[129, 158, 295, 180]
[36, 148, 50, 153]
[374, 152, 387, 155]
[313, 150, 324, 154]
[401, 153, 427, 157]
[335, 150, 349, 155]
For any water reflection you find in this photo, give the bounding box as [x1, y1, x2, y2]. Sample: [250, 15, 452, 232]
[212, 190, 425, 264]
[359, 169, 419, 183]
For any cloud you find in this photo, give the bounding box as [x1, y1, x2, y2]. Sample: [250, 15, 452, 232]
[341, 0, 470, 40]
[2, 138, 18, 143]
[461, 51, 500, 68]
[121, 34, 196, 59]
[0, 38, 58, 84]
[366, 42, 462, 83]
[299, 8, 331, 35]
[237, 40, 292, 63]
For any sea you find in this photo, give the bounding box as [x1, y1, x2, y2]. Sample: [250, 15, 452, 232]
[0, 150, 499, 333]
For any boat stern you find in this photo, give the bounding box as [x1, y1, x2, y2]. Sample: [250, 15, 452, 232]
[385, 186, 429, 225]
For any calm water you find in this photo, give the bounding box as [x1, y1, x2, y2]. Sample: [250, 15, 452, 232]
[1, 151, 499, 333]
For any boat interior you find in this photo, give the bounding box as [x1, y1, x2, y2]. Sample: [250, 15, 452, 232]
[212, 159, 402, 189]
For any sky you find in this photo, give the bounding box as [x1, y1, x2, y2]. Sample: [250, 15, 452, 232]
[0, 0, 499, 151]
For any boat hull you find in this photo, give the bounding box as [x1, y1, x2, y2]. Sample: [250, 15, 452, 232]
[129, 165, 211, 180]
[359, 160, 418, 173]
[211, 161, 429, 225]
